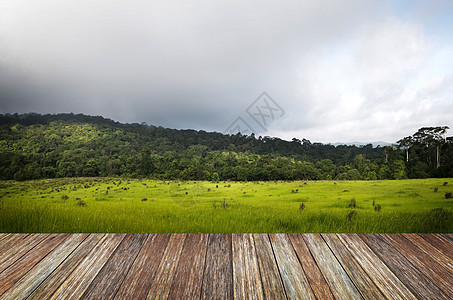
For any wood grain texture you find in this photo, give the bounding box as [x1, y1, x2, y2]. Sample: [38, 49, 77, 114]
[0, 233, 9, 243]
[1, 234, 88, 300]
[382, 234, 453, 298]
[289, 234, 334, 300]
[442, 233, 453, 241]
[419, 233, 453, 258]
[81, 234, 148, 299]
[50, 234, 124, 300]
[0, 234, 46, 274]
[168, 234, 208, 299]
[303, 234, 361, 300]
[253, 234, 286, 300]
[321, 234, 385, 299]
[232, 234, 264, 300]
[360, 234, 449, 300]
[147, 234, 187, 299]
[201, 234, 233, 300]
[338, 234, 417, 300]
[0, 234, 68, 297]
[269, 233, 315, 300]
[115, 234, 170, 299]
[403, 233, 453, 274]
[29, 234, 105, 299]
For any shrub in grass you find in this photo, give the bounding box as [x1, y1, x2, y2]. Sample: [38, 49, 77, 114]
[445, 192, 452, 199]
[349, 198, 356, 208]
[141, 198, 148, 201]
[347, 210, 357, 221]
[299, 203, 305, 210]
[374, 204, 382, 212]
[61, 195, 69, 200]
[443, 182, 448, 186]
[434, 187, 438, 192]
[221, 199, 228, 209]
[76, 199, 87, 207]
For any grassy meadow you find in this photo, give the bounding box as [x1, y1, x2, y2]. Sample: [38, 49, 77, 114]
[0, 178, 452, 233]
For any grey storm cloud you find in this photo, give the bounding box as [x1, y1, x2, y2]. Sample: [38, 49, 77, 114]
[0, 0, 452, 142]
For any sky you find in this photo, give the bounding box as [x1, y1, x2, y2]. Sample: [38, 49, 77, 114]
[0, 0, 452, 143]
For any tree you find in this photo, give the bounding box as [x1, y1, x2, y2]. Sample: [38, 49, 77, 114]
[413, 126, 449, 168]
[397, 136, 412, 162]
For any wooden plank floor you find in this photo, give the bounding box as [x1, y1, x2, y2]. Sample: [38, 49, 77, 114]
[0, 234, 452, 299]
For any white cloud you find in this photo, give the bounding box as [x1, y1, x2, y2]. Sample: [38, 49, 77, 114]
[0, 1, 451, 142]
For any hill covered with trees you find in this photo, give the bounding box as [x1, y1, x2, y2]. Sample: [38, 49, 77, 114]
[0, 113, 451, 181]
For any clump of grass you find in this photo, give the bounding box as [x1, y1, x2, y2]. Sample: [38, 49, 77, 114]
[141, 198, 148, 201]
[445, 192, 452, 199]
[443, 182, 448, 186]
[374, 204, 382, 212]
[299, 203, 305, 210]
[434, 187, 438, 192]
[61, 195, 69, 200]
[349, 198, 356, 208]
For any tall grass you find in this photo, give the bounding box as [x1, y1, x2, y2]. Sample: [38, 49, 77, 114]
[0, 178, 451, 233]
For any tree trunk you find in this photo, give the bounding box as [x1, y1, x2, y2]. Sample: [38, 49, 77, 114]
[437, 144, 440, 168]
[406, 149, 408, 162]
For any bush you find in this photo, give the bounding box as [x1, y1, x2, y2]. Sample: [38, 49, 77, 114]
[349, 198, 356, 208]
[445, 192, 452, 199]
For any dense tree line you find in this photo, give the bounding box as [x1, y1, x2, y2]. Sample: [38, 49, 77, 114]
[0, 113, 451, 181]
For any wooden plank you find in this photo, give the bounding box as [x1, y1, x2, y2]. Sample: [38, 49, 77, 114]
[253, 234, 286, 300]
[441, 233, 453, 242]
[50, 234, 124, 300]
[1, 234, 88, 300]
[303, 234, 361, 300]
[0, 234, 46, 273]
[29, 234, 105, 299]
[269, 233, 315, 300]
[382, 234, 453, 298]
[0, 234, 68, 297]
[168, 234, 208, 299]
[146, 234, 187, 299]
[288, 234, 334, 300]
[81, 234, 148, 299]
[0, 234, 26, 254]
[201, 234, 233, 300]
[338, 234, 417, 300]
[404, 233, 453, 274]
[0, 233, 9, 243]
[232, 234, 264, 300]
[419, 234, 453, 258]
[115, 234, 170, 299]
[360, 234, 449, 300]
[321, 234, 385, 299]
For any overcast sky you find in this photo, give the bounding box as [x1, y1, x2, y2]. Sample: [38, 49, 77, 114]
[0, 0, 452, 143]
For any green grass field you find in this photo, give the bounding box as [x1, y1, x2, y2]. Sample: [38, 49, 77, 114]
[0, 178, 452, 233]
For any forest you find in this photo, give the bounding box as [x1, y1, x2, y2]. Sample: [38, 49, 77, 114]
[0, 113, 452, 181]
